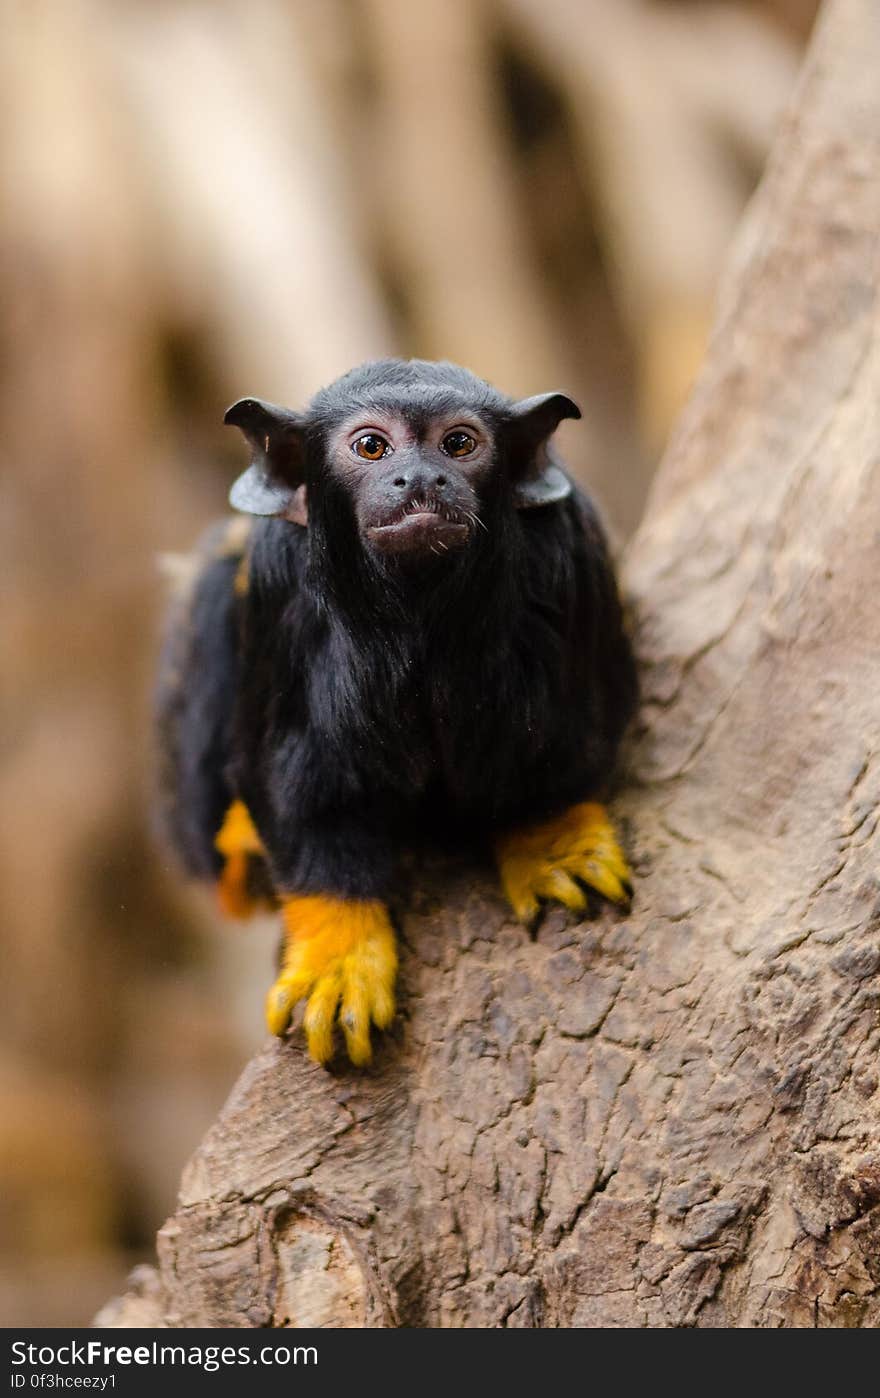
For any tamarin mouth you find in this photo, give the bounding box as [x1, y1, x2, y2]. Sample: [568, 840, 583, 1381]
[366, 498, 472, 555]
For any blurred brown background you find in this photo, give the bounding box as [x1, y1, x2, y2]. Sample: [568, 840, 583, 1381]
[0, 0, 818, 1326]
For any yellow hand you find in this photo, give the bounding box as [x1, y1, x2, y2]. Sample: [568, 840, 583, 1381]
[214, 799, 274, 919]
[266, 894, 398, 1066]
[496, 801, 632, 923]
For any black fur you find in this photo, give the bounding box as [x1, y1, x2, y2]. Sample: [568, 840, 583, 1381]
[156, 360, 637, 900]
[155, 523, 244, 880]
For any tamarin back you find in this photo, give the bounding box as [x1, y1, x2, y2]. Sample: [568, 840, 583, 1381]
[156, 519, 248, 882]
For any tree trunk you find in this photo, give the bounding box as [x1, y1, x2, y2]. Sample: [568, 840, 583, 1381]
[98, 0, 880, 1329]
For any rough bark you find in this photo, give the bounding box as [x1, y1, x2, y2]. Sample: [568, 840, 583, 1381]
[98, 0, 880, 1328]
[500, 0, 801, 449]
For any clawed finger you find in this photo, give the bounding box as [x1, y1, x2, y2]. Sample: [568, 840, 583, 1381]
[303, 971, 344, 1064]
[569, 854, 632, 907]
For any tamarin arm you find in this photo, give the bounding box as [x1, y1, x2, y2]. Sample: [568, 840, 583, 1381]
[237, 794, 401, 1066]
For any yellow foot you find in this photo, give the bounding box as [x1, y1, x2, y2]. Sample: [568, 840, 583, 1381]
[495, 801, 632, 923]
[266, 895, 398, 1067]
[214, 799, 273, 919]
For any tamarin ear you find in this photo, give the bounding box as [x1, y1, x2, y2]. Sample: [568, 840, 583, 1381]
[506, 392, 581, 510]
[224, 397, 308, 526]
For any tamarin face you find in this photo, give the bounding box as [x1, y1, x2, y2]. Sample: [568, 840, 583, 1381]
[225, 358, 580, 566]
[324, 397, 493, 560]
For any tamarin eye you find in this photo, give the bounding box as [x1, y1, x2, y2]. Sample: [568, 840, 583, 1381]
[353, 433, 392, 460]
[441, 430, 477, 458]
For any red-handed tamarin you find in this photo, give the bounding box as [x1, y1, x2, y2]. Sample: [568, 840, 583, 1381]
[156, 359, 637, 1066]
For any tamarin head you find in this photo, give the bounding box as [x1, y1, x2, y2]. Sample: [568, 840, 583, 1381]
[225, 358, 580, 565]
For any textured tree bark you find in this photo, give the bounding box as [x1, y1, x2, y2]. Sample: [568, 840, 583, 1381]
[97, 0, 880, 1328]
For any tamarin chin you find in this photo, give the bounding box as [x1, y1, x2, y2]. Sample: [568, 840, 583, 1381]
[155, 358, 637, 1067]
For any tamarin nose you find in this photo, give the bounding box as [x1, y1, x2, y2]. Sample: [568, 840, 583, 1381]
[393, 471, 448, 491]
